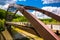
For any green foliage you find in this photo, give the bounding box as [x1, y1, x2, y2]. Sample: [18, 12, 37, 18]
[0, 19, 5, 32]
[40, 18, 60, 24]
[12, 16, 28, 22]
[0, 9, 6, 19]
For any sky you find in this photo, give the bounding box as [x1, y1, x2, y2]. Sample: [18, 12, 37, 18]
[0, 0, 60, 9]
[0, 0, 60, 18]
[16, 0, 60, 8]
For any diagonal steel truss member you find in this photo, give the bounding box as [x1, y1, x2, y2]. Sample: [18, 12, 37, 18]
[24, 6, 60, 22]
[8, 4, 60, 40]
[14, 6, 60, 40]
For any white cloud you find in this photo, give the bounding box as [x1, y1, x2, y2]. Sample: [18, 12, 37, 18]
[2, 4, 9, 9]
[0, 0, 17, 10]
[0, 4, 10, 10]
[0, 3, 10, 10]
[42, 0, 60, 4]
[0, 5, 2, 8]
[32, 11, 51, 19]
[17, 11, 23, 16]
[0, 0, 17, 5]
[0, 0, 26, 10]
[31, 6, 60, 19]
[18, 0, 26, 1]
[6, 0, 17, 4]
[42, 6, 60, 15]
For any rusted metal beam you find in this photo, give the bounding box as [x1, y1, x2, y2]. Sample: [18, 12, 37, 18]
[15, 26, 39, 36]
[16, 7, 60, 40]
[6, 22, 27, 27]
[6, 22, 40, 36]
[11, 4, 60, 22]
[24, 6, 60, 22]
[12, 10, 18, 18]
[7, 4, 60, 40]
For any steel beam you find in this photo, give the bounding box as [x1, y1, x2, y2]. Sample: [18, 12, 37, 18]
[24, 6, 60, 22]
[11, 4, 60, 22]
[8, 4, 60, 40]
[16, 7, 60, 40]
[6, 22, 40, 36]
[10, 4, 60, 22]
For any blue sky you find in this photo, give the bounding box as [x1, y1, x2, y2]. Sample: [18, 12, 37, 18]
[0, 0, 60, 18]
[43, 3, 60, 7]
[0, 0, 60, 8]
[16, 0, 43, 8]
[16, 0, 60, 8]
[16, 0, 60, 18]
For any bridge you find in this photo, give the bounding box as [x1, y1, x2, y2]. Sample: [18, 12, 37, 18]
[0, 4, 60, 40]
